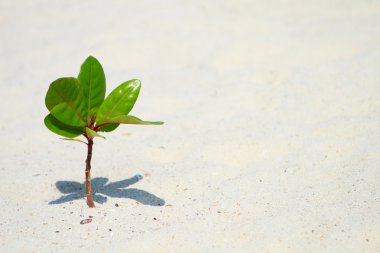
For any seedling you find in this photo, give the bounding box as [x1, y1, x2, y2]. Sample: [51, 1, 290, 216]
[44, 56, 163, 208]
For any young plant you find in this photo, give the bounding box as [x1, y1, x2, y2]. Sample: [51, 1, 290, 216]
[44, 56, 163, 208]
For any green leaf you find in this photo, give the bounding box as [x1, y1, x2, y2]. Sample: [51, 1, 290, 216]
[85, 127, 106, 139]
[44, 114, 83, 138]
[108, 115, 164, 125]
[98, 114, 163, 132]
[99, 123, 119, 132]
[96, 79, 141, 125]
[78, 56, 106, 123]
[45, 77, 87, 127]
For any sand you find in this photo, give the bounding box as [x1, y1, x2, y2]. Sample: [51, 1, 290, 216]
[0, 0, 379, 252]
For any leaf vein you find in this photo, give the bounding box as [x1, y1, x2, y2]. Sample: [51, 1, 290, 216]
[53, 84, 86, 123]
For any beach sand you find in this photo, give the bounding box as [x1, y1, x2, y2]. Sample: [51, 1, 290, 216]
[0, 0, 379, 252]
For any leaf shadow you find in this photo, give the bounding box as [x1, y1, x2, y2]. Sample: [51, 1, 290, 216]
[49, 175, 165, 206]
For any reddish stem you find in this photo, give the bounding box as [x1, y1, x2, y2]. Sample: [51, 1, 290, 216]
[94, 122, 112, 132]
[85, 137, 95, 208]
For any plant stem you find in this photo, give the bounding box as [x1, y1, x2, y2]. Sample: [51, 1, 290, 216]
[85, 137, 95, 208]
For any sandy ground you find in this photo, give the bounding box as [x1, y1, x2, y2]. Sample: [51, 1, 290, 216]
[0, 0, 380, 252]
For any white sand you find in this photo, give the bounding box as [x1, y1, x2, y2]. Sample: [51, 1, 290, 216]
[0, 0, 380, 252]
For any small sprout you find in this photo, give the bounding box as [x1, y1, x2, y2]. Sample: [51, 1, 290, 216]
[44, 56, 164, 208]
[85, 127, 105, 139]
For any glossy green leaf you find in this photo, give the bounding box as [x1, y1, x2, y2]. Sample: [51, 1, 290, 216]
[44, 114, 83, 138]
[46, 77, 87, 127]
[85, 127, 106, 139]
[98, 114, 163, 132]
[99, 123, 119, 132]
[96, 79, 141, 125]
[78, 56, 106, 123]
[108, 115, 164, 125]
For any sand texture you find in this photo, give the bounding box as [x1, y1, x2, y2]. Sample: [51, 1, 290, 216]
[0, 0, 380, 252]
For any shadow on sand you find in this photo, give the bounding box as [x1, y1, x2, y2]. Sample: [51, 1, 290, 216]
[49, 175, 165, 206]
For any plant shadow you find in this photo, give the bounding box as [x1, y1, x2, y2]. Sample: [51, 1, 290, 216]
[49, 175, 165, 206]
